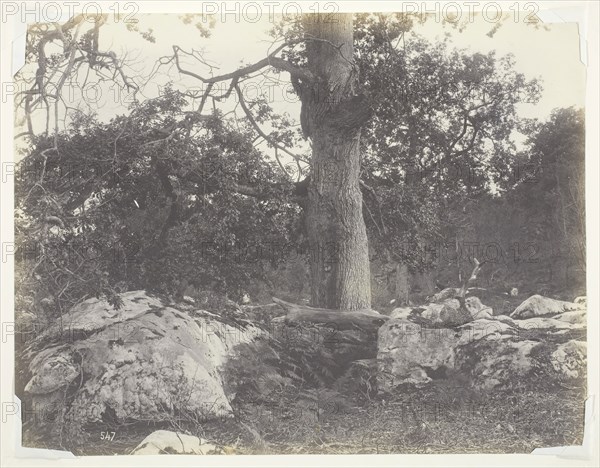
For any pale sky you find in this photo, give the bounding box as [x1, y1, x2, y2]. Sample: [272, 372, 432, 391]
[20, 12, 586, 148]
[99, 12, 585, 113]
[417, 16, 585, 119]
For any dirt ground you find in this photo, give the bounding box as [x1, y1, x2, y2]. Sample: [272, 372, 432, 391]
[23, 377, 587, 455]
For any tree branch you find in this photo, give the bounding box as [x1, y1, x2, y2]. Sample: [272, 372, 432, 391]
[360, 180, 387, 236]
[458, 257, 485, 298]
[172, 42, 313, 84]
[234, 83, 303, 179]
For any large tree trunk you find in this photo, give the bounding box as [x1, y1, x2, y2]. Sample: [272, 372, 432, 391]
[301, 13, 372, 310]
[394, 262, 410, 306]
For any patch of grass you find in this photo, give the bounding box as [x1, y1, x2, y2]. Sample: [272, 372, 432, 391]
[26, 379, 585, 455]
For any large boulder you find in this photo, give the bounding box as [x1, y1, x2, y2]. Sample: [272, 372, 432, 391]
[511, 294, 583, 319]
[22, 291, 263, 426]
[378, 295, 587, 392]
[378, 320, 457, 387]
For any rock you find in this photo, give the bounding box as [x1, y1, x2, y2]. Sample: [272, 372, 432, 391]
[379, 295, 587, 392]
[553, 309, 586, 325]
[514, 315, 585, 331]
[23, 291, 264, 426]
[391, 296, 492, 325]
[405, 367, 432, 385]
[550, 340, 586, 379]
[407, 300, 472, 327]
[464, 296, 493, 320]
[182, 296, 195, 304]
[390, 307, 412, 320]
[511, 295, 582, 319]
[574, 296, 586, 306]
[378, 309, 586, 392]
[24, 351, 80, 395]
[454, 335, 540, 390]
[441, 299, 474, 325]
[429, 288, 461, 303]
[493, 314, 518, 326]
[378, 320, 456, 389]
[131, 430, 226, 455]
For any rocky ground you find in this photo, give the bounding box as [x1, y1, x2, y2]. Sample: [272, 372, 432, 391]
[22, 383, 586, 455]
[18, 290, 588, 455]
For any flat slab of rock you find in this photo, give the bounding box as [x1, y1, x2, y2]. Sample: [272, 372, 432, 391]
[131, 430, 226, 455]
[511, 294, 583, 319]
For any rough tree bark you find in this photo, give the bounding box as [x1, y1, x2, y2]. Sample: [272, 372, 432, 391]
[170, 14, 373, 310]
[395, 262, 410, 305]
[300, 13, 372, 310]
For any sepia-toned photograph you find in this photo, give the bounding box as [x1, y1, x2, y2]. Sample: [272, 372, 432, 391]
[1, 1, 598, 465]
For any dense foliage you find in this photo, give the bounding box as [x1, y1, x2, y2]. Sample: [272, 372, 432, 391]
[14, 14, 585, 318]
[15, 88, 300, 315]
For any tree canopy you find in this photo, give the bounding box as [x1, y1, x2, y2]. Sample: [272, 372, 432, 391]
[14, 13, 584, 316]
